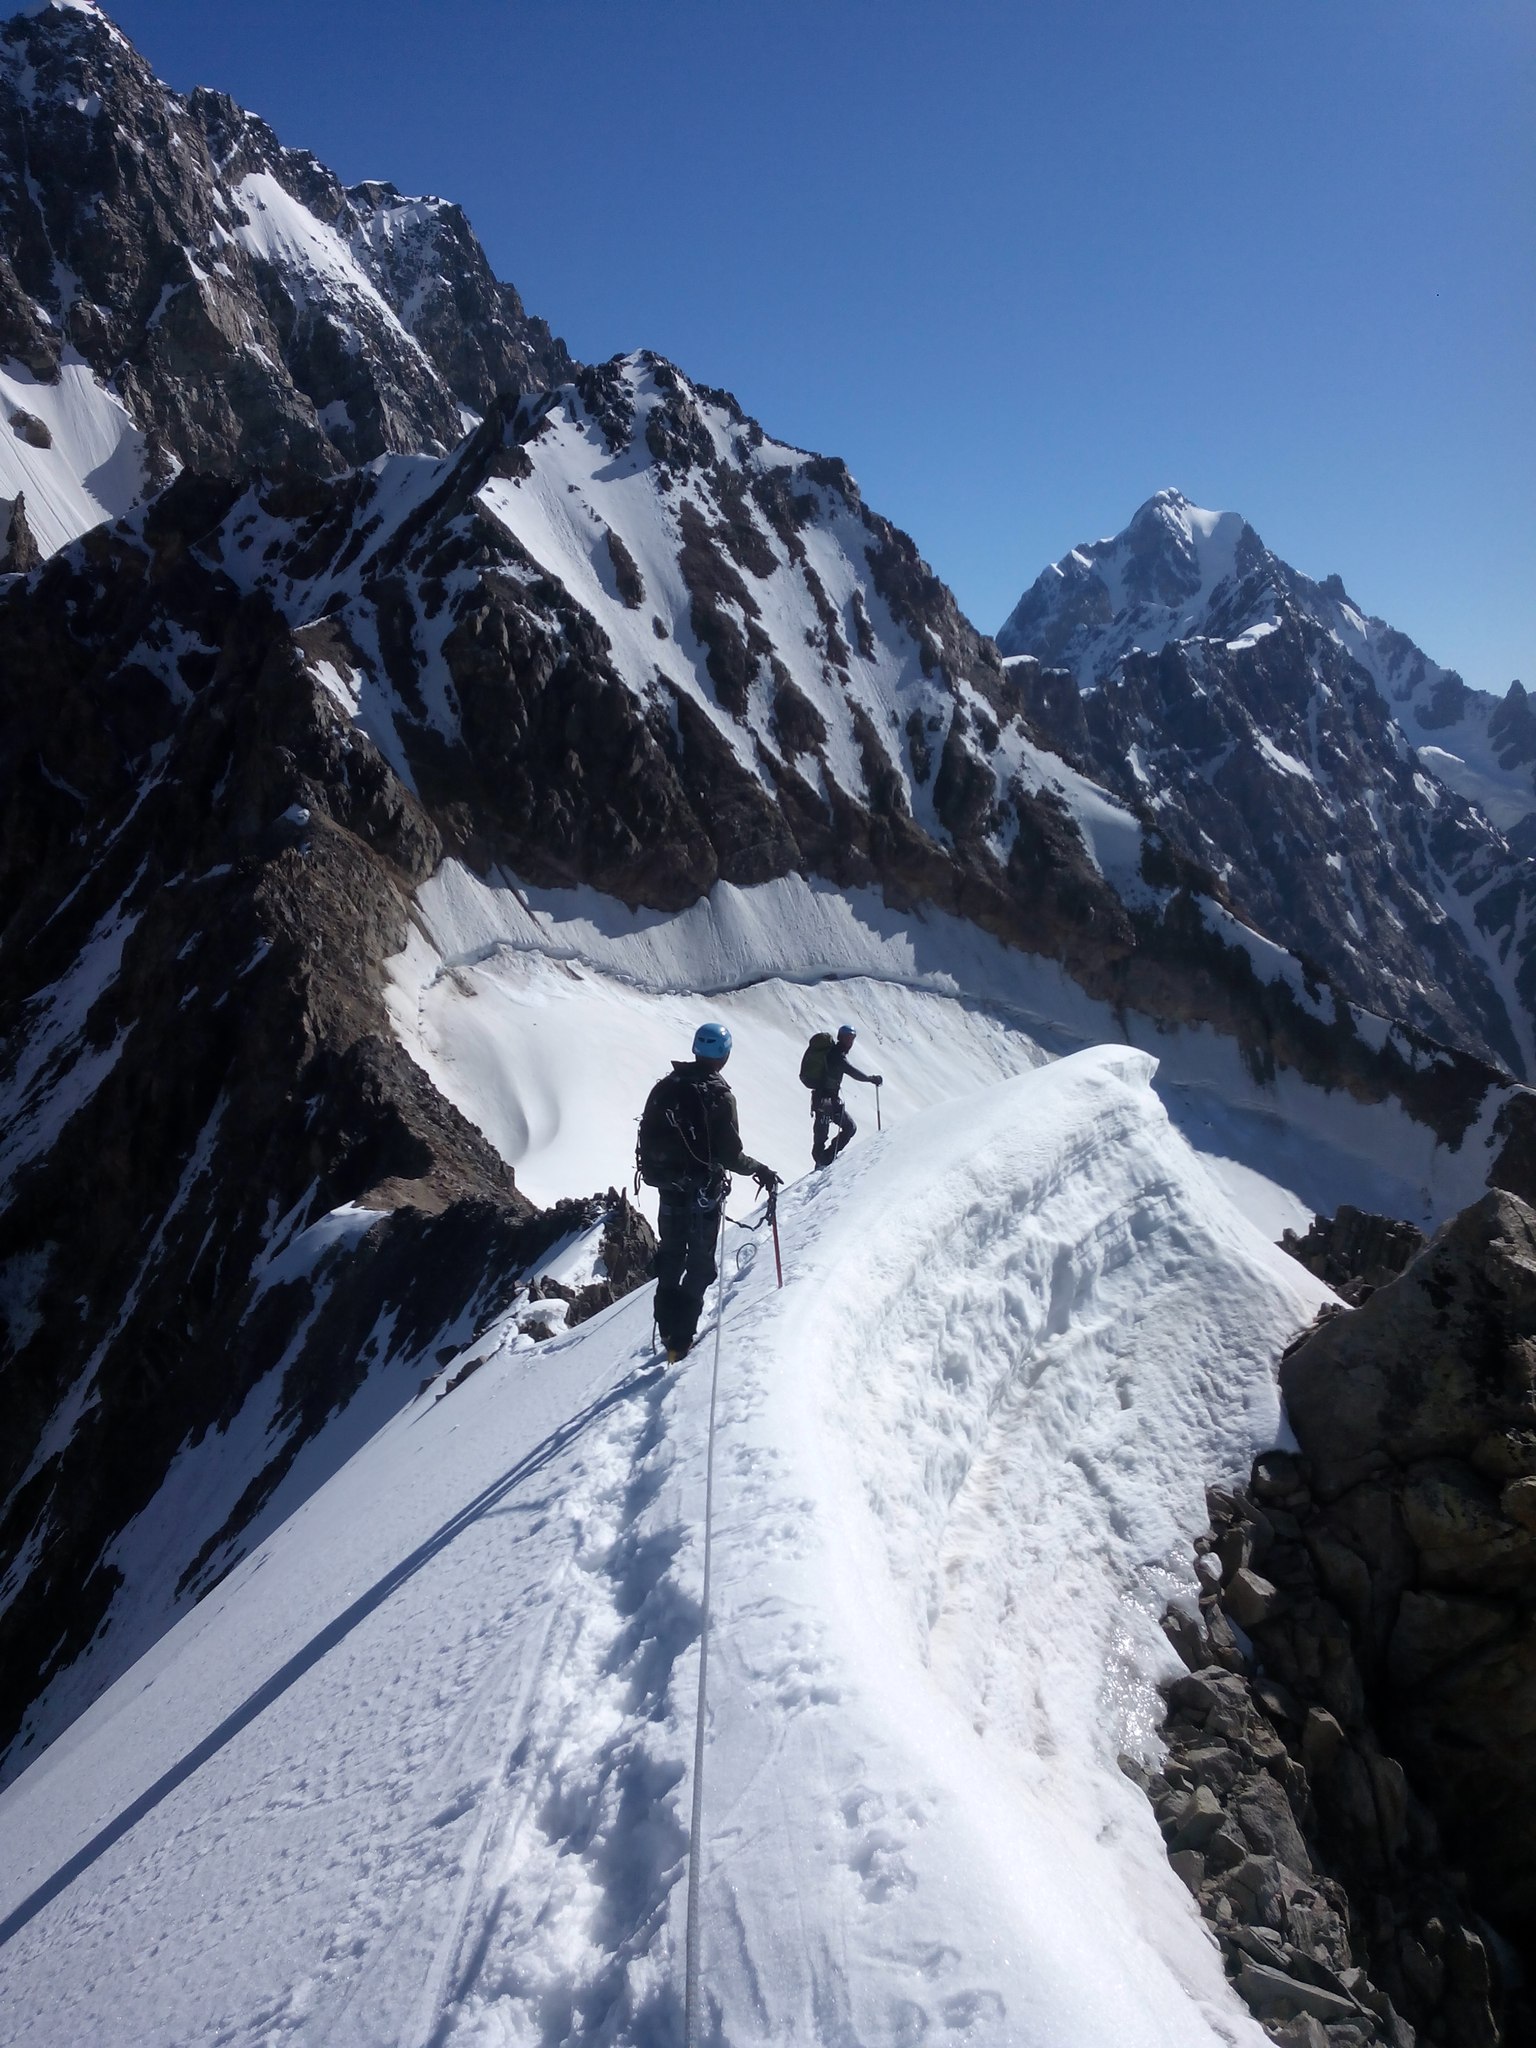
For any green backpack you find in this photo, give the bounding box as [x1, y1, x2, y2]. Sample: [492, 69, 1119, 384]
[799, 1032, 835, 1089]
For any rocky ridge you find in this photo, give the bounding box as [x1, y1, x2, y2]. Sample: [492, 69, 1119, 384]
[0, 0, 567, 536]
[1281, 1206, 1428, 1307]
[0, 462, 653, 1779]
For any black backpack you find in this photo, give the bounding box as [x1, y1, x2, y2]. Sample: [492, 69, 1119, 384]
[636, 1069, 713, 1186]
[799, 1032, 835, 1090]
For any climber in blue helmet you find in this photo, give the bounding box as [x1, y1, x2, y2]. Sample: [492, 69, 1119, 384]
[635, 1022, 779, 1360]
[802, 1023, 882, 1169]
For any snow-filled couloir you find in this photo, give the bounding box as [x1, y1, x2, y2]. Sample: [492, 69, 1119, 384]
[0, 1047, 1329, 2046]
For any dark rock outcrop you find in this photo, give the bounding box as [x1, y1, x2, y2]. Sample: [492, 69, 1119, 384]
[1144, 1198, 1536, 2044]
[1277, 1194, 1536, 1957]
[1281, 1207, 1428, 1304]
[1147, 1461, 1526, 2044]
[0, 473, 638, 1779]
[0, 488, 38, 571]
[8, 406, 49, 448]
[0, 1, 569, 500]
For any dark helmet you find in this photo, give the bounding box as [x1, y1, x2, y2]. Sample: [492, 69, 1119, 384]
[835, 1023, 856, 1042]
[692, 1021, 732, 1062]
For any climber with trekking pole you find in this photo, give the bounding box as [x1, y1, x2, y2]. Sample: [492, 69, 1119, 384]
[799, 1022, 883, 1170]
[635, 1023, 781, 1362]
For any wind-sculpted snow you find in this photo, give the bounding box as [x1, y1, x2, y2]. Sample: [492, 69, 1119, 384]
[0, 1049, 1328, 2045]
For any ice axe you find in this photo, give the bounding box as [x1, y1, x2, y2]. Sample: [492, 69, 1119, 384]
[875, 1080, 882, 1132]
[768, 1185, 783, 1289]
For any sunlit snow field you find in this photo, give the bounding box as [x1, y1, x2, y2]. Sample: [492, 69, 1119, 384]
[388, 864, 1497, 1238]
[0, 865, 1493, 2046]
[0, 1045, 1328, 2046]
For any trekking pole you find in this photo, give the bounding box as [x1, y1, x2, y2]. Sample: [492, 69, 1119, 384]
[875, 1081, 882, 1132]
[769, 1186, 783, 1289]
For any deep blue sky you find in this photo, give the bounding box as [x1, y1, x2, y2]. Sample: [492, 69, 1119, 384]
[106, 0, 1533, 693]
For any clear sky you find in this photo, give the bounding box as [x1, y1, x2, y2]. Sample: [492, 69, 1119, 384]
[104, 0, 1533, 694]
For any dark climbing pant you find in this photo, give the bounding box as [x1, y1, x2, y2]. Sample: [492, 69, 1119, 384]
[811, 1090, 855, 1167]
[653, 1179, 725, 1354]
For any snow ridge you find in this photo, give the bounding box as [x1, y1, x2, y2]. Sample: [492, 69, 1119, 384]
[0, 1048, 1326, 2046]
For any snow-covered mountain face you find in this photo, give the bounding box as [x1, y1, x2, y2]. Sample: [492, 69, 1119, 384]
[4, 3, 1536, 1962]
[999, 489, 1536, 1078]
[998, 488, 1535, 831]
[0, 0, 567, 557]
[0, 1050, 1339, 2047]
[7, 350, 1535, 1786]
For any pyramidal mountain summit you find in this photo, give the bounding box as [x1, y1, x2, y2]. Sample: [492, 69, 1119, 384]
[2, 6, 1533, 2046]
[999, 486, 1536, 1080]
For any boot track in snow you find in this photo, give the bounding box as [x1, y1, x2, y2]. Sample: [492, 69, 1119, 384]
[0, 1049, 1330, 2047]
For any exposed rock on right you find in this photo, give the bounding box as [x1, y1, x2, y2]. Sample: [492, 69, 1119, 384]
[1278, 1191, 1536, 1958]
[1280, 1205, 1427, 1305]
[1142, 1192, 1536, 2045]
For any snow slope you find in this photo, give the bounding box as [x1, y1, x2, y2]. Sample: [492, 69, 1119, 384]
[231, 170, 436, 382]
[0, 1047, 1328, 2046]
[0, 352, 148, 554]
[386, 861, 1515, 1239]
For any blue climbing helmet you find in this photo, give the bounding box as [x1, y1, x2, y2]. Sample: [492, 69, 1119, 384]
[692, 1021, 732, 1062]
[836, 1023, 856, 1041]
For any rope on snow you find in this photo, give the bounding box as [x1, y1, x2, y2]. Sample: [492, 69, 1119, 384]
[683, 1208, 728, 2048]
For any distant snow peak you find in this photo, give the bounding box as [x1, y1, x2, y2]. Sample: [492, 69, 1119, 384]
[997, 492, 1536, 1081]
[1141, 484, 1228, 543]
[997, 486, 1267, 685]
[10, 0, 122, 43]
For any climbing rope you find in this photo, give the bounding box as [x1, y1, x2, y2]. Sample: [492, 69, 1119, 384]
[679, 1167, 822, 2028]
[683, 1207, 728, 2048]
